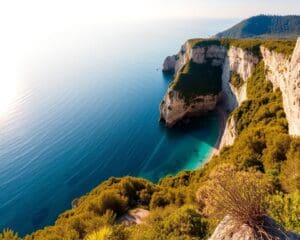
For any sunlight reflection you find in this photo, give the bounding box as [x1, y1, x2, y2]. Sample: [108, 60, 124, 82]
[0, 74, 18, 116]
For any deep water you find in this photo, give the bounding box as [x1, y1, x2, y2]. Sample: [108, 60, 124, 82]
[0, 18, 237, 236]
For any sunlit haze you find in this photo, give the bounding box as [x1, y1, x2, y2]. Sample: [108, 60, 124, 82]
[0, 0, 299, 117]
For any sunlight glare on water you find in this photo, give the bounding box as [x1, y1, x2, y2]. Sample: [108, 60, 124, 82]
[0, 71, 18, 117]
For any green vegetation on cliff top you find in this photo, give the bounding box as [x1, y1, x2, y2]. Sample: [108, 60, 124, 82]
[187, 38, 296, 56]
[170, 60, 222, 101]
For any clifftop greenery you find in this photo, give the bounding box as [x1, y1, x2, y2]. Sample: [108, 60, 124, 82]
[1, 39, 300, 240]
[215, 15, 300, 39]
[170, 38, 295, 103]
[187, 38, 296, 56]
[170, 61, 222, 101]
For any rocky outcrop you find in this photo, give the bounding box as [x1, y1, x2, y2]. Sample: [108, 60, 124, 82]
[261, 38, 300, 136]
[218, 116, 237, 150]
[221, 47, 259, 111]
[209, 215, 300, 240]
[160, 42, 226, 127]
[162, 41, 227, 73]
[162, 55, 177, 72]
[218, 47, 259, 148]
[160, 90, 220, 127]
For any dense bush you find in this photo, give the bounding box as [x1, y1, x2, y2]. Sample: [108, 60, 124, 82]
[170, 61, 222, 102]
[280, 138, 300, 192]
[230, 71, 244, 89]
[24, 177, 157, 240]
[197, 165, 271, 224]
[128, 205, 208, 240]
[0, 229, 20, 240]
[86, 226, 112, 240]
[268, 191, 300, 232]
[88, 191, 128, 217]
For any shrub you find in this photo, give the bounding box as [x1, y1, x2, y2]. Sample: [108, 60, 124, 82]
[230, 71, 244, 89]
[86, 226, 112, 240]
[268, 191, 300, 232]
[170, 61, 222, 102]
[149, 189, 174, 209]
[90, 191, 128, 217]
[128, 205, 208, 240]
[280, 138, 300, 192]
[0, 229, 20, 240]
[197, 165, 272, 233]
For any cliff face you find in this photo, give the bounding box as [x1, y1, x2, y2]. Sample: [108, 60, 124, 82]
[219, 47, 259, 148]
[162, 41, 227, 73]
[160, 91, 220, 127]
[160, 38, 300, 141]
[160, 42, 226, 127]
[261, 38, 300, 136]
[221, 46, 259, 111]
[218, 116, 237, 150]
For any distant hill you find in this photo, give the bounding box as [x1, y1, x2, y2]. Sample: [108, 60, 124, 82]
[215, 15, 300, 39]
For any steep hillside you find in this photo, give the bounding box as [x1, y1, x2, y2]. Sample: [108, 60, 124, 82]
[215, 15, 300, 39]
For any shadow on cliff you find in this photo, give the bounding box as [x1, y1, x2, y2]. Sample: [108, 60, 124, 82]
[159, 111, 220, 149]
[162, 71, 174, 83]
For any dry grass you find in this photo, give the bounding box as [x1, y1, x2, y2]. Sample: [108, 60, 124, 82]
[196, 164, 282, 239]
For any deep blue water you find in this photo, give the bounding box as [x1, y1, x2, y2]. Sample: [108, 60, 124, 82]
[0, 19, 237, 236]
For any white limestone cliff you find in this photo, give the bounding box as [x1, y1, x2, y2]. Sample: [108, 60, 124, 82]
[261, 38, 300, 136]
[160, 42, 226, 127]
[219, 47, 259, 148]
[221, 47, 259, 111]
[162, 41, 227, 73]
[218, 116, 237, 150]
[160, 38, 300, 141]
[160, 90, 220, 127]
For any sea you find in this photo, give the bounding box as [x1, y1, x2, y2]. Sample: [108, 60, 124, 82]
[0, 18, 238, 236]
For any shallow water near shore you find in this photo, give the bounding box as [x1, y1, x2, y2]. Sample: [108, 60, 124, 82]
[0, 18, 237, 235]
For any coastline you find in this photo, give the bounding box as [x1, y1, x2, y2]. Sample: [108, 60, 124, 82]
[206, 106, 228, 161]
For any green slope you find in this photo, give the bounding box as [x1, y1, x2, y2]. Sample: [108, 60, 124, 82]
[216, 15, 300, 39]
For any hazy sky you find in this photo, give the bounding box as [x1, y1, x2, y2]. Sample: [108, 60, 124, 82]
[1, 0, 300, 25]
[0, 0, 299, 115]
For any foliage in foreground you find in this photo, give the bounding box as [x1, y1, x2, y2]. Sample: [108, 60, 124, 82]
[0, 229, 20, 240]
[197, 165, 271, 222]
[86, 226, 112, 240]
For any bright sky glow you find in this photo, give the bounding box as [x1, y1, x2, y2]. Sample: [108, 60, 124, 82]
[0, 0, 299, 117]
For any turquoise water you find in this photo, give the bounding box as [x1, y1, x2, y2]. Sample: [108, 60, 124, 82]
[0, 19, 237, 236]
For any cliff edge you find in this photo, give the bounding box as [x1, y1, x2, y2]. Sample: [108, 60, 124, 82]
[160, 38, 300, 141]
